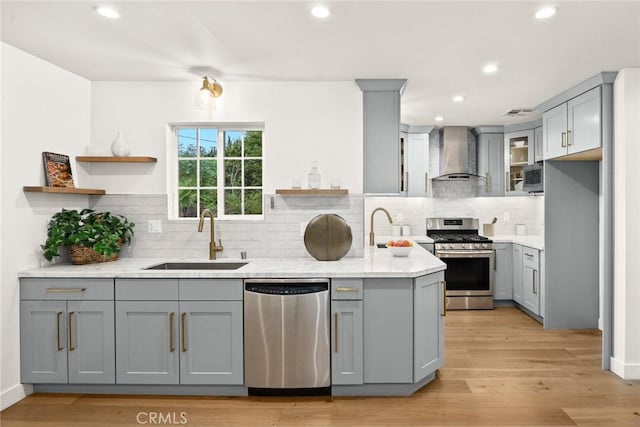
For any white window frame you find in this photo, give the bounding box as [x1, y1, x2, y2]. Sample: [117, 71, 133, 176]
[168, 122, 265, 220]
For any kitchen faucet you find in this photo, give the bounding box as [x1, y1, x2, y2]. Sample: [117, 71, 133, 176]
[198, 208, 224, 260]
[369, 207, 393, 246]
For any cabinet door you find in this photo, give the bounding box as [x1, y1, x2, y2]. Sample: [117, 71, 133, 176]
[179, 301, 243, 385]
[363, 278, 413, 383]
[568, 86, 601, 155]
[504, 130, 534, 195]
[543, 102, 568, 160]
[512, 245, 523, 304]
[413, 273, 445, 382]
[477, 133, 505, 196]
[522, 249, 540, 315]
[493, 243, 513, 300]
[67, 301, 115, 384]
[20, 301, 68, 383]
[332, 300, 363, 385]
[116, 301, 179, 384]
[534, 126, 544, 162]
[407, 133, 429, 196]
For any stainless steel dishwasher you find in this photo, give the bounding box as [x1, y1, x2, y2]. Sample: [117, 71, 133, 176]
[244, 278, 330, 395]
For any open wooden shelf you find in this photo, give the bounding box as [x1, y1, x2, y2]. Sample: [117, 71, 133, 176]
[510, 161, 529, 167]
[275, 189, 349, 196]
[24, 186, 106, 195]
[76, 156, 157, 163]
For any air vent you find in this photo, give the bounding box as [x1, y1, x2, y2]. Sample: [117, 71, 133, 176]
[503, 108, 534, 117]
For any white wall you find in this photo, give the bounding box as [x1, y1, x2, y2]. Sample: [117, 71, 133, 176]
[612, 68, 640, 380]
[89, 81, 363, 194]
[0, 43, 92, 409]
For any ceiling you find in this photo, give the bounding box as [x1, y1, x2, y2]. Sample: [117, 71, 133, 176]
[2, 1, 639, 126]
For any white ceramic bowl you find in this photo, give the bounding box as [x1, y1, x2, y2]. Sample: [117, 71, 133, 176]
[387, 245, 413, 257]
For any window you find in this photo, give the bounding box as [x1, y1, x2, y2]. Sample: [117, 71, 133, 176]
[175, 125, 263, 219]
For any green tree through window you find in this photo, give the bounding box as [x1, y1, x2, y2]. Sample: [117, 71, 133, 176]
[177, 127, 263, 218]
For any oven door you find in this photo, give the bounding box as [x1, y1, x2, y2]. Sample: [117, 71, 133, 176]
[436, 250, 494, 296]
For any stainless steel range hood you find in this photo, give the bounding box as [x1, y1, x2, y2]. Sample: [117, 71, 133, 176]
[432, 126, 482, 180]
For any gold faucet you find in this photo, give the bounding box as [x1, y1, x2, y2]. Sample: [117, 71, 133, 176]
[198, 208, 223, 260]
[369, 207, 393, 246]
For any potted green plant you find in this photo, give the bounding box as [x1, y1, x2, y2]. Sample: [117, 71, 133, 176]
[42, 208, 135, 264]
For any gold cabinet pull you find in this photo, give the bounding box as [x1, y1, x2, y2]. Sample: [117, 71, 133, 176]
[56, 311, 63, 351]
[336, 287, 359, 292]
[485, 172, 490, 193]
[168, 312, 175, 352]
[533, 270, 538, 295]
[567, 130, 572, 146]
[334, 313, 338, 353]
[181, 312, 187, 352]
[68, 311, 75, 351]
[505, 172, 509, 192]
[561, 132, 567, 147]
[46, 288, 86, 293]
[441, 281, 447, 317]
[425, 172, 429, 195]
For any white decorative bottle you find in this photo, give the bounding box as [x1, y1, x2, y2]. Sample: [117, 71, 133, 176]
[110, 131, 130, 157]
[308, 161, 321, 189]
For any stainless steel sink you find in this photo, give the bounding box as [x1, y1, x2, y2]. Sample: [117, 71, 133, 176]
[145, 262, 248, 270]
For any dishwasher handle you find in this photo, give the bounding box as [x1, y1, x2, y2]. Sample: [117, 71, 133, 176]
[245, 283, 328, 295]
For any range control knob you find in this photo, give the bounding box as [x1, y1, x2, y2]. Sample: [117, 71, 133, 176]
[482, 243, 488, 249]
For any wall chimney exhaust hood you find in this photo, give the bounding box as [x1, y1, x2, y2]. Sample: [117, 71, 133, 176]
[432, 126, 483, 181]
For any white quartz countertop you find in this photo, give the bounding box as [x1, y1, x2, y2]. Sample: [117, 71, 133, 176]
[485, 234, 545, 250]
[376, 235, 434, 244]
[18, 243, 446, 279]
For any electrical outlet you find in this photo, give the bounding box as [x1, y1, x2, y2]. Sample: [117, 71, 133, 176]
[147, 219, 162, 233]
[503, 212, 510, 222]
[396, 212, 403, 222]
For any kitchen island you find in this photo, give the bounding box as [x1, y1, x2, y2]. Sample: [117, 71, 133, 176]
[18, 244, 446, 397]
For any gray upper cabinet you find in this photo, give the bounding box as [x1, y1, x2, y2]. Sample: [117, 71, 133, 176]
[331, 300, 363, 385]
[476, 132, 505, 196]
[116, 300, 180, 384]
[522, 248, 540, 316]
[493, 243, 513, 300]
[357, 79, 407, 194]
[543, 86, 602, 160]
[534, 126, 544, 162]
[413, 272, 445, 383]
[504, 129, 534, 195]
[512, 245, 523, 305]
[20, 278, 115, 384]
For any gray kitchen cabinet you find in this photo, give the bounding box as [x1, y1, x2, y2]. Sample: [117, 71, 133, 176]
[413, 272, 445, 382]
[357, 79, 406, 194]
[179, 301, 243, 385]
[477, 132, 505, 196]
[522, 248, 540, 315]
[504, 129, 534, 195]
[20, 279, 115, 384]
[534, 126, 544, 162]
[493, 243, 513, 300]
[543, 86, 602, 160]
[512, 244, 523, 305]
[116, 300, 180, 384]
[363, 278, 413, 383]
[331, 300, 363, 385]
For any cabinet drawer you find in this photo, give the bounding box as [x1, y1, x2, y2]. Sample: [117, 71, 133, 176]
[331, 278, 363, 300]
[522, 247, 539, 265]
[179, 279, 242, 301]
[21, 278, 113, 300]
[116, 279, 178, 300]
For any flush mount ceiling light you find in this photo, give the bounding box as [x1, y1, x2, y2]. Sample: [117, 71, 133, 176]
[311, 5, 330, 18]
[435, 116, 444, 122]
[483, 63, 499, 74]
[535, 6, 558, 20]
[95, 6, 120, 19]
[453, 95, 465, 103]
[194, 76, 223, 110]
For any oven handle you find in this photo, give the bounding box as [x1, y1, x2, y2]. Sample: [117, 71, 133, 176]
[436, 250, 494, 258]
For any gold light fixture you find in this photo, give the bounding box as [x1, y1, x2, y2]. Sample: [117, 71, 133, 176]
[194, 76, 223, 110]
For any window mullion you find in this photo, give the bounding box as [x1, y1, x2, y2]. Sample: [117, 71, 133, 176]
[217, 129, 225, 218]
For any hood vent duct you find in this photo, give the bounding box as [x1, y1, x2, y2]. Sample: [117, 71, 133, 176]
[432, 126, 483, 181]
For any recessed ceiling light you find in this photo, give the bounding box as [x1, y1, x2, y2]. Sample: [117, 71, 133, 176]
[453, 95, 465, 103]
[311, 5, 330, 18]
[435, 116, 444, 122]
[535, 6, 557, 20]
[95, 6, 120, 19]
[483, 63, 499, 74]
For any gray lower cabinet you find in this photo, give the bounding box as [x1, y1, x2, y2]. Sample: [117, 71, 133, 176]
[413, 272, 445, 382]
[20, 279, 115, 384]
[493, 243, 513, 300]
[512, 245, 523, 305]
[331, 300, 363, 385]
[522, 248, 540, 315]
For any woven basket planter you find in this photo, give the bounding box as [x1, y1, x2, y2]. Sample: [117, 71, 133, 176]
[67, 241, 122, 265]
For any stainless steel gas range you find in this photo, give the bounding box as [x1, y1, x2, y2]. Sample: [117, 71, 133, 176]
[427, 218, 494, 310]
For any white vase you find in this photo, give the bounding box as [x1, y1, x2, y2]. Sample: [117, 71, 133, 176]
[110, 131, 130, 157]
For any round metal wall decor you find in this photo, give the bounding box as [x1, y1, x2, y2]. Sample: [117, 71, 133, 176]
[303, 214, 353, 261]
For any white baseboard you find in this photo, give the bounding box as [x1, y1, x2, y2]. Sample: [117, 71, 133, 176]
[610, 356, 640, 380]
[0, 383, 33, 411]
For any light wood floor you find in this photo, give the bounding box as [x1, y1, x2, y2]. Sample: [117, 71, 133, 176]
[2, 307, 639, 426]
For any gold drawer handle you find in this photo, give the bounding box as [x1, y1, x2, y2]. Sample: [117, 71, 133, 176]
[336, 287, 359, 292]
[46, 288, 86, 293]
